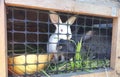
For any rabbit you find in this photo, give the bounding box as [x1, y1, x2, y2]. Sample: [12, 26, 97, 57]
[83, 30, 111, 60]
[56, 28, 111, 60]
[73, 29, 111, 60]
[56, 39, 76, 60]
[47, 11, 77, 61]
[56, 30, 94, 60]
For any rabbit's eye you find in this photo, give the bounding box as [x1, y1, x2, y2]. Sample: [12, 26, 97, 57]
[61, 29, 63, 32]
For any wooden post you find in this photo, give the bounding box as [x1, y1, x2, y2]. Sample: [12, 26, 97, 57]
[111, 9, 120, 77]
[0, 0, 8, 77]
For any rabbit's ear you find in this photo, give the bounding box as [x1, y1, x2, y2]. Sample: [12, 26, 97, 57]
[49, 11, 62, 27]
[83, 31, 94, 41]
[66, 16, 77, 25]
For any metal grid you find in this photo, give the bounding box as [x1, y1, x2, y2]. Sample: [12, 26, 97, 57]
[7, 6, 113, 77]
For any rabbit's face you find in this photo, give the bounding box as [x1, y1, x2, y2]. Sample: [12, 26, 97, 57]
[49, 11, 77, 40]
[55, 24, 72, 40]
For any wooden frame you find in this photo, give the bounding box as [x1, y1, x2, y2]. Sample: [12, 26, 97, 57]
[0, 0, 119, 77]
[52, 70, 116, 77]
[5, 0, 119, 17]
[111, 9, 120, 76]
[0, 0, 8, 77]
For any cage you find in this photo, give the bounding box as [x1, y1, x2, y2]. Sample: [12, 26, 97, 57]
[0, 0, 120, 77]
[7, 6, 113, 77]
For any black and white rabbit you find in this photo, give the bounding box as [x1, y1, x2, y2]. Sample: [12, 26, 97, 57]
[47, 11, 77, 61]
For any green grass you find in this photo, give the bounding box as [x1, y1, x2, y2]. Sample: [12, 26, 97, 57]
[45, 38, 110, 74]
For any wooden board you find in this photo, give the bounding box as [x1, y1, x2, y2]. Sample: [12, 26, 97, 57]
[75, 71, 115, 77]
[52, 70, 116, 77]
[111, 9, 120, 77]
[0, 0, 8, 77]
[5, 0, 119, 17]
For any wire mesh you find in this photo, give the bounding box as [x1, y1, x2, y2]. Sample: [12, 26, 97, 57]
[7, 6, 113, 77]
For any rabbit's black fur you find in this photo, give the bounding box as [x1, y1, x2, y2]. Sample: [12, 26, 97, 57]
[56, 39, 76, 60]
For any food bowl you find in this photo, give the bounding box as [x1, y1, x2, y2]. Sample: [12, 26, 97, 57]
[8, 54, 53, 75]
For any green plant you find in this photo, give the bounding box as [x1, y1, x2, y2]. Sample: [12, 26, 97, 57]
[70, 38, 83, 69]
[41, 38, 110, 75]
[41, 70, 51, 77]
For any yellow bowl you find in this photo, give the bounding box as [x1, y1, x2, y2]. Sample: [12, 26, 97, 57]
[8, 54, 53, 75]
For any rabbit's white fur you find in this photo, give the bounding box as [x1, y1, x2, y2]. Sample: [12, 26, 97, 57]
[47, 11, 76, 61]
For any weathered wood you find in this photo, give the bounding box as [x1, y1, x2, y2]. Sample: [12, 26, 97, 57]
[111, 11, 120, 68]
[0, 0, 8, 77]
[111, 9, 120, 77]
[51, 69, 116, 77]
[111, 17, 118, 69]
[69, 70, 115, 77]
[5, 0, 119, 17]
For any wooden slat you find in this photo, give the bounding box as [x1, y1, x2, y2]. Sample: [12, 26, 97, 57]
[0, 0, 8, 77]
[5, 0, 119, 17]
[111, 17, 118, 69]
[116, 10, 120, 75]
[51, 70, 116, 77]
[71, 70, 116, 77]
[111, 9, 120, 76]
